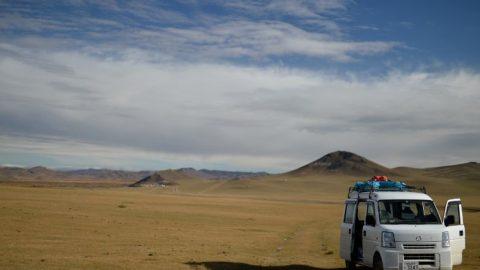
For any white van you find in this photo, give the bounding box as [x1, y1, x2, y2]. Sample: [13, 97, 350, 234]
[339, 180, 465, 270]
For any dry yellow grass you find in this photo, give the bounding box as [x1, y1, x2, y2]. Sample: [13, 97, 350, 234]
[0, 174, 479, 270]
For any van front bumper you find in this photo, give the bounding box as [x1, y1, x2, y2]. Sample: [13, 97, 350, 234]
[378, 243, 453, 270]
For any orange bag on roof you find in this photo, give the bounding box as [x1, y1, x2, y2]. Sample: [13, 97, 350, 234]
[372, 175, 388, 181]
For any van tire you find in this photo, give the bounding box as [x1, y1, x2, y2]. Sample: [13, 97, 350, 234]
[373, 254, 384, 270]
[345, 260, 356, 270]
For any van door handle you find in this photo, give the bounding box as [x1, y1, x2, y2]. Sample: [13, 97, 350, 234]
[460, 230, 464, 236]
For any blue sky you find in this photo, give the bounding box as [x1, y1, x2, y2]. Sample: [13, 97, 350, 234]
[0, 1, 479, 172]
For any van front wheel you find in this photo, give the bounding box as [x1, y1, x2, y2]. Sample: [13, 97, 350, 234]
[373, 255, 384, 270]
[345, 260, 356, 270]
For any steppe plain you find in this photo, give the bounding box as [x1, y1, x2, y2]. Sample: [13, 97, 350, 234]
[1, 156, 479, 270]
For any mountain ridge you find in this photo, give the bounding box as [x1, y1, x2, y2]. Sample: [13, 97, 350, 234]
[1, 151, 478, 182]
[0, 166, 269, 182]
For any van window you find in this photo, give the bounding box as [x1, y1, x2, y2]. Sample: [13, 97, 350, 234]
[445, 201, 461, 225]
[366, 202, 375, 224]
[344, 203, 355, 224]
[378, 200, 441, 224]
[357, 202, 367, 221]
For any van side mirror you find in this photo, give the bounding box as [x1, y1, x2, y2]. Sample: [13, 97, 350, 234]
[366, 215, 376, 226]
[444, 215, 455, 227]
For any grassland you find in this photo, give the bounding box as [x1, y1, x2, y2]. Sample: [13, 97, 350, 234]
[1, 174, 479, 270]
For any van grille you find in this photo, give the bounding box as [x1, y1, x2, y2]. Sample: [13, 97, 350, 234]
[404, 254, 435, 261]
[403, 244, 436, 249]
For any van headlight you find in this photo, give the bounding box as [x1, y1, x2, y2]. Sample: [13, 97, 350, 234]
[442, 231, 450, 247]
[382, 231, 396, 248]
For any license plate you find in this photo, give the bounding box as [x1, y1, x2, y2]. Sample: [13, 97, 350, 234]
[403, 261, 419, 270]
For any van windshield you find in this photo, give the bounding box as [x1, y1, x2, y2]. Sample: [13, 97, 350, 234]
[378, 200, 441, 224]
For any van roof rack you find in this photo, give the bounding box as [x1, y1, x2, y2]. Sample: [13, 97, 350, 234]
[347, 177, 427, 198]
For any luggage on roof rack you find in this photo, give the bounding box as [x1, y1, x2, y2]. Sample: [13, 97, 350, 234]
[347, 176, 427, 196]
[372, 175, 388, 181]
[353, 179, 406, 192]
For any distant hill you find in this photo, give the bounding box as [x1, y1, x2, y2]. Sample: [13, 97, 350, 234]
[0, 166, 63, 181]
[182, 168, 269, 180]
[288, 151, 396, 177]
[391, 166, 424, 176]
[67, 169, 152, 180]
[0, 166, 268, 182]
[152, 169, 202, 181]
[129, 172, 176, 187]
[392, 162, 480, 182]
[136, 168, 269, 184]
[0, 166, 150, 181]
[423, 162, 480, 181]
[287, 151, 480, 181]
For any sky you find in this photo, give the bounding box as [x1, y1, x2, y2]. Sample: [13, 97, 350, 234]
[0, 0, 479, 172]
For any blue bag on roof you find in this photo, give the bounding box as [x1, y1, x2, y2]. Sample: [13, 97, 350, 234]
[354, 179, 406, 191]
[380, 181, 406, 189]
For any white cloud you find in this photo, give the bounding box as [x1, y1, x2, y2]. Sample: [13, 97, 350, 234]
[0, 47, 479, 171]
[224, 0, 347, 19]
[0, 1, 477, 171]
[0, 0, 397, 62]
[123, 20, 397, 62]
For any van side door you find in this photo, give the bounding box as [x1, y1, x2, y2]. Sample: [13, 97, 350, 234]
[362, 200, 377, 266]
[340, 200, 356, 261]
[444, 198, 465, 265]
